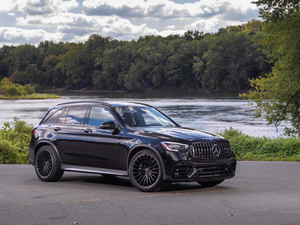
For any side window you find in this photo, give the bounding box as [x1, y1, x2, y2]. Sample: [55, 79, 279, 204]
[66, 106, 88, 125]
[58, 108, 69, 124]
[88, 107, 115, 127]
[44, 108, 64, 124]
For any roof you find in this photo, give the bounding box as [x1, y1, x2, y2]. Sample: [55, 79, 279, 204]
[56, 101, 152, 107]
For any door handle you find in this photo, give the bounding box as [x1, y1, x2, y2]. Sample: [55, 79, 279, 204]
[54, 127, 61, 131]
[84, 129, 92, 133]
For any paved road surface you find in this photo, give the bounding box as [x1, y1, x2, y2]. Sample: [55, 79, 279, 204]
[1, 161, 300, 225]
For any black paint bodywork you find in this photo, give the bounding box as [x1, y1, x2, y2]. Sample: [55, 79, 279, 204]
[29, 101, 236, 182]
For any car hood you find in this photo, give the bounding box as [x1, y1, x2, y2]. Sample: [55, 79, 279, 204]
[136, 126, 225, 142]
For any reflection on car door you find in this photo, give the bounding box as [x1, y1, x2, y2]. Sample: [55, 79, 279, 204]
[81, 106, 120, 169]
[54, 106, 88, 166]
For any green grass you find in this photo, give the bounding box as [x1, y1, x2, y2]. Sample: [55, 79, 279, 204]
[219, 128, 300, 161]
[0, 93, 60, 99]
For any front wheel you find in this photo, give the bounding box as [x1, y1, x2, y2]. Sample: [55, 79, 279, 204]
[197, 180, 224, 187]
[129, 150, 163, 192]
[35, 145, 64, 182]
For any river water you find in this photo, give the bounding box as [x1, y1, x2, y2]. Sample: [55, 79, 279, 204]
[0, 92, 289, 137]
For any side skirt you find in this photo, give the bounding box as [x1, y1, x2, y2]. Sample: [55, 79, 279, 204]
[61, 164, 128, 176]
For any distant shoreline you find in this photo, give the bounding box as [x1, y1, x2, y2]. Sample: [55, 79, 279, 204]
[40, 88, 249, 94]
[0, 94, 60, 100]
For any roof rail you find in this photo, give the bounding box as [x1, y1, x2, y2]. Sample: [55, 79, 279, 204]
[57, 101, 111, 106]
[129, 102, 153, 107]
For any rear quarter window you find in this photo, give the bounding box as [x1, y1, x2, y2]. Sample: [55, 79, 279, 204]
[43, 108, 65, 124]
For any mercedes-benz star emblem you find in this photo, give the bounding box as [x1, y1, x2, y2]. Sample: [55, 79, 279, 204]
[212, 144, 221, 157]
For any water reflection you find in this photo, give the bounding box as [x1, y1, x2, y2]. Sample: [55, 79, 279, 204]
[0, 92, 290, 137]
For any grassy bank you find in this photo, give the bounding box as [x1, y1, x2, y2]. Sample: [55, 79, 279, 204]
[0, 120, 299, 164]
[0, 93, 60, 100]
[219, 128, 300, 161]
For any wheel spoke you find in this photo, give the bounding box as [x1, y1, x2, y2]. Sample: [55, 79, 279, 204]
[132, 154, 160, 188]
[36, 149, 53, 178]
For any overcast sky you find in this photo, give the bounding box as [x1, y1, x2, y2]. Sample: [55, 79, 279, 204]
[0, 0, 259, 46]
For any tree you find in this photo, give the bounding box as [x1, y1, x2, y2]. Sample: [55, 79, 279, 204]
[59, 43, 92, 89]
[243, 0, 300, 136]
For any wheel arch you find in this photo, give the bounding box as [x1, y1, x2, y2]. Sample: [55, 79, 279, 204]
[127, 144, 166, 179]
[34, 141, 61, 164]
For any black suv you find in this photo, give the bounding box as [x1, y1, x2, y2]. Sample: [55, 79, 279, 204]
[29, 101, 236, 191]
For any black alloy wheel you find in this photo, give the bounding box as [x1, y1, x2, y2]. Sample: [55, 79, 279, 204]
[35, 146, 64, 182]
[129, 150, 163, 192]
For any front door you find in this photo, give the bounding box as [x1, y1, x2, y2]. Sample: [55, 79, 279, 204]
[81, 106, 120, 169]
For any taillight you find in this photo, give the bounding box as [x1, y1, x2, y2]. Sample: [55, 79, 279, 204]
[31, 129, 36, 137]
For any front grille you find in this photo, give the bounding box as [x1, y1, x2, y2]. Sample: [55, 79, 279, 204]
[188, 141, 232, 159]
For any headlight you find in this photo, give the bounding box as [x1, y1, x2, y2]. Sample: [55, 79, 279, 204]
[161, 141, 189, 152]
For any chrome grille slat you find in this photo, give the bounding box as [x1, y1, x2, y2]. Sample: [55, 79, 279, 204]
[189, 141, 232, 159]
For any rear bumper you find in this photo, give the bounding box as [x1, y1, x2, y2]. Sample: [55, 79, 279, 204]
[164, 157, 236, 182]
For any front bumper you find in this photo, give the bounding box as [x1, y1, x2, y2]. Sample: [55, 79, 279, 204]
[164, 157, 236, 182]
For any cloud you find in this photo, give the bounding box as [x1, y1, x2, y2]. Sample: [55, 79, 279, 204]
[82, 0, 228, 19]
[1, 0, 78, 15]
[222, 6, 259, 21]
[17, 13, 159, 40]
[1, 0, 260, 46]
[0, 27, 63, 45]
[185, 17, 240, 33]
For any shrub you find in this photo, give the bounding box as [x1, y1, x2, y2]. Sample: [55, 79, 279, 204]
[0, 118, 33, 164]
[7, 86, 22, 96]
[219, 127, 300, 161]
[0, 77, 35, 96]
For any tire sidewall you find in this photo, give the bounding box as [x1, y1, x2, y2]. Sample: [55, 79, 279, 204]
[34, 145, 62, 182]
[129, 149, 163, 192]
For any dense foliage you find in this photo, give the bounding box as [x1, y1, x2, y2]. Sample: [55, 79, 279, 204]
[243, 0, 300, 136]
[0, 20, 270, 92]
[0, 77, 35, 96]
[220, 128, 300, 161]
[0, 118, 33, 164]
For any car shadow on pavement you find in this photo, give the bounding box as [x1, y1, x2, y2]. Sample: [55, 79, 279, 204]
[59, 173, 234, 193]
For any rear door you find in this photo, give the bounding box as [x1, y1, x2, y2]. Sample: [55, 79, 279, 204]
[53, 105, 88, 166]
[81, 106, 120, 169]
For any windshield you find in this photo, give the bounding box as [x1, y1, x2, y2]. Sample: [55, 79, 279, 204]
[114, 106, 177, 127]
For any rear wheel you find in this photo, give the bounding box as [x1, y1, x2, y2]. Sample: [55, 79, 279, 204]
[35, 145, 64, 182]
[129, 150, 163, 192]
[197, 180, 224, 187]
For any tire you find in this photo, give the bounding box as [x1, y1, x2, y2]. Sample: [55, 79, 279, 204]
[35, 145, 64, 182]
[129, 149, 163, 192]
[197, 179, 224, 187]
[101, 174, 116, 178]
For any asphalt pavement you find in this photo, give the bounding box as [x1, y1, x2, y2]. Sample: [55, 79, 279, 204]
[0, 161, 300, 225]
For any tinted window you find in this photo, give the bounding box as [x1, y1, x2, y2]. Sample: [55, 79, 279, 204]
[114, 106, 176, 127]
[65, 106, 88, 125]
[88, 107, 115, 127]
[58, 108, 69, 124]
[44, 108, 64, 124]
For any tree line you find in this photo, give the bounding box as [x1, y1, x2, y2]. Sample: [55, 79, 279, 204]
[0, 20, 271, 92]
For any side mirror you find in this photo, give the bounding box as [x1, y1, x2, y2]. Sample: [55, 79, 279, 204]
[100, 121, 116, 129]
